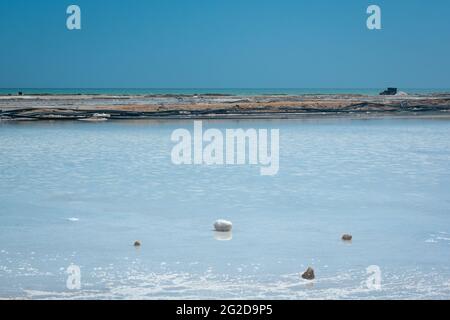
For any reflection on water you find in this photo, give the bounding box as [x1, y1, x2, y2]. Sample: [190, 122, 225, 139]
[214, 231, 233, 241]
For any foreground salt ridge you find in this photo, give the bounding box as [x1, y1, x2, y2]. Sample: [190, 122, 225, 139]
[14, 266, 450, 300]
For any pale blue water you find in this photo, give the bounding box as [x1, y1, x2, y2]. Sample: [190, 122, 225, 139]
[1, 118, 450, 299]
[1, 88, 449, 96]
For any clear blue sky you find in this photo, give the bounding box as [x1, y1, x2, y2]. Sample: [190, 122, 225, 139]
[0, 0, 449, 88]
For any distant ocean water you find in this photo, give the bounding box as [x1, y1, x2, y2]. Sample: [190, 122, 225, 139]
[0, 88, 449, 96]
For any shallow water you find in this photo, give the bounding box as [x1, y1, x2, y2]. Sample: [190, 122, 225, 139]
[1, 118, 450, 299]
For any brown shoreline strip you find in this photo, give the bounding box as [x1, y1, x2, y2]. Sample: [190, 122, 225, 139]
[1, 94, 450, 120]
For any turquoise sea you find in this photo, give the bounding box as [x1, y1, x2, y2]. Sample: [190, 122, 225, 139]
[1, 88, 449, 96]
[1, 118, 450, 299]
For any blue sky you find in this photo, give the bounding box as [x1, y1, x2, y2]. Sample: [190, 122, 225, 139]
[0, 0, 449, 88]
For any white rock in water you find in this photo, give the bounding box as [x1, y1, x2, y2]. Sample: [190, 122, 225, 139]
[214, 219, 232, 232]
[214, 231, 233, 241]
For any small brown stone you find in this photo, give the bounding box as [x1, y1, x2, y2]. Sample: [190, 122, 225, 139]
[342, 234, 353, 241]
[301, 267, 315, 280]
[134, 240, 141, 247]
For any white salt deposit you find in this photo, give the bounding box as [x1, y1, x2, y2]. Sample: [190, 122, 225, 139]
[213, 219, 232, 232]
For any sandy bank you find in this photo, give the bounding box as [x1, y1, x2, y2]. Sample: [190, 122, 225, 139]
[1, 94, 450, 120]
